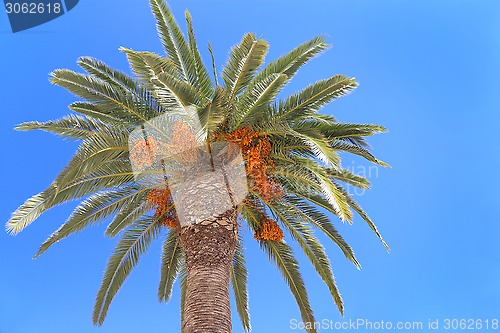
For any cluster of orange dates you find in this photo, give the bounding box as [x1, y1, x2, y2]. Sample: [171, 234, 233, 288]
[253, 217, 285, 241]
[221, 127, 285, 241]
[218, 126, 284, 202]
[147, 187, 179, 229]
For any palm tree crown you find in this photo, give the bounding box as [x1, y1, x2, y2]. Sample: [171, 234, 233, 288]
[6, 1, 388, 332]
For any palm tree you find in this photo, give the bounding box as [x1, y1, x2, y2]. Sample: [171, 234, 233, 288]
[6, 1, 389, 332]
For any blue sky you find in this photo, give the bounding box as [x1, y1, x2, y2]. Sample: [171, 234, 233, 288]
[1, 1, 500, 332]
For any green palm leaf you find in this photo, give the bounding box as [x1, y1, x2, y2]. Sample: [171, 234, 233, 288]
[292, 128, 342, 168]
[121, 48, 177, 85]
[16, 114, 119, 141]
[6, 186, 56, 235]
[197, 87, 226, 138]
[275, 75, 358, 122]
[149, 0, 195, 83]
[105, 191, 151, 237]
[179, 261, 187, 325]
[336, 186, 390, 251]
[121, 48, 205, 107]
[158, 229, 183, 302]
[50, 161, 135, 207]
[259, 240, 316, 333]
[231, 233, 250, 332]
[69, 102, 126, 126]
[267, 201, 344, 314]
[185, 9, 213, 99]
[77, 56, 138, 91]
[331, 140, 390, 167]
[55, 132, 129, 189]
[50, 69, 156, 124]
[254, 36, 328, 84]
[93, 216, 162, 325]
[327, 167, 371, 189]
[222, 33, 269, 101]
[274, 166, 348, 220]
[284, 196, 361, 268]
[154, 72, 205, 106]
[314, 122, 387, 140]
[34, 186, 142, 258]
[6, 151, 130, 236]
[274, 155, 352, 221]
[232, 73, 288, 129]
[243, 195, 315, 331]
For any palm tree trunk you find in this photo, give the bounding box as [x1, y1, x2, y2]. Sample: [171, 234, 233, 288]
[179, 208, 238, 333]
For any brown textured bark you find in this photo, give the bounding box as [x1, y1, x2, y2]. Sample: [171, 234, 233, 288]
[179, 208, 238, 333]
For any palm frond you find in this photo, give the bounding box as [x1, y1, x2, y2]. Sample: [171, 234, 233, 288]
[121, 48, 177, 85]
[34, 186, 141, 258]
[275, 75, 358, 123]
[121, 48, 207, 108]
[179, 261, 187, 325]
[243, 36, 328, 114]
[253, 36, 328, 84]
[258, 121, 343, 168]
[240, 200, 265, 231]
[327, 167, 371, 189]
[15, 115, 119, 141]
[149, 0, 195, 83]
[6, 185, 56, 235]
[335, 186, 390, 251]
[158, 229, 183, 302]
[154, 72, 205, 106]
[313, 122, 387, 140]
[197, 87, 226, 139]
[105, 190, 151, 237]
[222, 33, 269, 101]
[231, 233, 250, 332]
[93, 216, 162, 325]
[242, 192, 316, 331]
[331, 140, 390, 167]
[6, 135, 130, 235]
[50, 69, 155, 124]
[207, 42, 218, 86]
[284, 196, 361, 268]
[259, 240, 316, 333]
[267, 201, 344, 314]
[185, 9, 213, 99]
[293, 128, 341, 168]
[73, 60, 165, 121]
[77, 57, 138, 91]
[50, 160, 135, 208]
[273, 155, 352, 222]
[274, 167, 347, 220]
[55, 131, 129, 189]
[69, 102, 126, 126]
[231, 73, 288, 129]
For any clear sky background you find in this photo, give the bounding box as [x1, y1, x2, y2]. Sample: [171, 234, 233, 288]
[1, 1, 500, 332]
